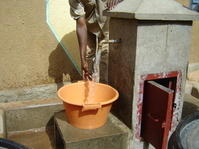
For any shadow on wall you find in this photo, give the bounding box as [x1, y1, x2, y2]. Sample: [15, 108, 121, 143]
[48, 32, 81, 90]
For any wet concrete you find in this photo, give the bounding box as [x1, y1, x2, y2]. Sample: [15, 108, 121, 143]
[8, 128, 55, 149]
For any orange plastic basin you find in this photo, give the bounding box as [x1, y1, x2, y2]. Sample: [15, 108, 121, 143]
[57, 81, 119, 129]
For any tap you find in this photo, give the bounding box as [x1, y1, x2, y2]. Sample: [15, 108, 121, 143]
[100, 39, 121, 44]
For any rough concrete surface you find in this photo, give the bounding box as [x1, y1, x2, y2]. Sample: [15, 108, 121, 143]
[188, 63, 199, 73]
[8, 128, 54, 149]
[54, 111, 131, 149]
[0, 98, 64, 133]
[186, 63, 199, 99]
[108, 17, 193, 149]
[186, 80, 199, 99]
[105, 0, 199, 20]
[109, 18, 137, 129]
[136, 21, 191, 74]
[182, 94, 199, 117]
[188, 70, 199, 82]
[0, 82, 70, 103]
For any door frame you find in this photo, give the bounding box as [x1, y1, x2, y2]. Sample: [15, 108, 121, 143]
[135, 71, 181, 140]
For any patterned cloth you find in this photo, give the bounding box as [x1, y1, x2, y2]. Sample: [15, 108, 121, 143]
[69, 0, 108, 35]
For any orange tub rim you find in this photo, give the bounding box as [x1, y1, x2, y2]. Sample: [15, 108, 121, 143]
[57, 81, 119, 106]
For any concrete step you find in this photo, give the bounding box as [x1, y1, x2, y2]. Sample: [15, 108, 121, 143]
[182, 94, 199, 118]
[0, 82, 70, 103]
[185, 80, 199, 99]
[0, 98, 64, 137]
[54, 111, 132, 149]
[186, 63, 199, 99]
[0, 98, 64, 149]
[8, 127, 54, 149]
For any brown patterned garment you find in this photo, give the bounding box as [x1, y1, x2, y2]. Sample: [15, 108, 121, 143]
[69, 0, 109, 83]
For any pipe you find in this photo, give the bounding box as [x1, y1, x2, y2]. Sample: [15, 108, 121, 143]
[100, 39, 122, 44]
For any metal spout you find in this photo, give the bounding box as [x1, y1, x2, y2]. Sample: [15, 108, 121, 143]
[101, 39, 121, 44]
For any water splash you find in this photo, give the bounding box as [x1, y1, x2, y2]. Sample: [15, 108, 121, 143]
[87, 81, 96, 104]
[92, 36, 101, 83]
[82, 81, 96, 104]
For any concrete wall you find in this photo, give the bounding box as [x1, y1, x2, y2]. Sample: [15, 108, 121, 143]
[0, 0, 198, 91]
[176, 0, 199, 64]
[0, 0, 80, 90]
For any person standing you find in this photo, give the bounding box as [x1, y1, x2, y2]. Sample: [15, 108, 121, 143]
[69, 0, 122, 83]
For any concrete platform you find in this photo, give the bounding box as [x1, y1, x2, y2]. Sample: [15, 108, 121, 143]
[186, 63, 199, 99]
[54, 111, 131, 149]
[182, 94, 199, 118]
[0, 98, 64, 149]
[0, 98, 63, 134]
[8, 128, 54, 149]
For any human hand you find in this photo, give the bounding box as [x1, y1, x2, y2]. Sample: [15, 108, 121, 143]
[106, 0, 123, 10]
[81, 61, 92, 81]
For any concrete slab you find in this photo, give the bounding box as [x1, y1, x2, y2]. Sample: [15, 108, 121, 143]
[182, 94, 199, 118]
[54, 111, 131, 149]
[8, 128, 54, 149]
[188, 70, 199, 82]
[0, 98, 64, 134]
[105, 0, 199, 20]
[0, 82, 70, 103]
[185, 80, 199, 99]
[188, 63, 199, 73]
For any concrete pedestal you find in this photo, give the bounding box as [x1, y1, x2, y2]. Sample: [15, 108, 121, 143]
[54, 111, 131, 149]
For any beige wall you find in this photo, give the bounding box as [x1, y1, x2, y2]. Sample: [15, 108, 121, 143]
[190, 21, 199, 63]
[0, 0, 80, 90]
[176, 0, 199, 64]
[47, 0, 80, 66]
[0, 0, 198, 90]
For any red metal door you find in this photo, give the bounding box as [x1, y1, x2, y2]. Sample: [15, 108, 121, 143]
[141, 81, 174, 149]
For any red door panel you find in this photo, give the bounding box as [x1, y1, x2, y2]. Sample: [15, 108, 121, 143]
[141, 81, 174, 149]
